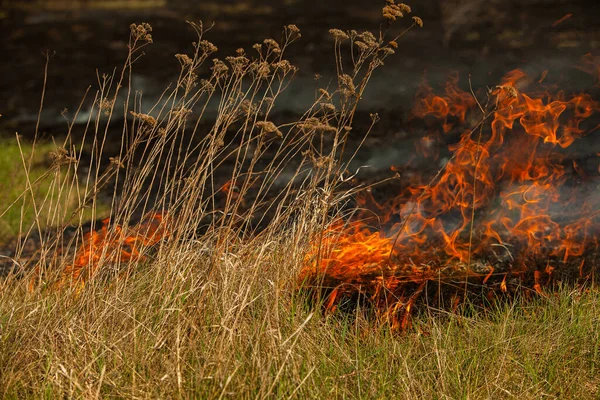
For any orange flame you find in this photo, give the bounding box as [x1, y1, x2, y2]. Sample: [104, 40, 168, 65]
[301, 67, 600, 328]
[55, 212, 168, 289]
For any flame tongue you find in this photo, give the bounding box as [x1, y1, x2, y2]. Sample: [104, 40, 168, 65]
[301, 67, 600, 327]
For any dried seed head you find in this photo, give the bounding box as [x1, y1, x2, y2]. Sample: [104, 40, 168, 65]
[50, 147, 76, 168]
[318, 88, 331, 100]
[297, 117, 337, 133]
[285, 24, 301, 40]
[99, 98, 114, 116]
[211, 58, 229, 75]
[240, 99, 257, 115]
[320, 102, 337, 112]
[388, 40, 398, 48]
[200, 79, 215, 92]
[339, 74, 356, 98]
[199, 40, 218, 55]
[263, 38, 281, 51]
[175, 53, 193, 66]
[252, 43, 262, 53]
[383, 5, 403, 21]
[226, 55, 250, 74]
[236, 48, 245, 55]
[494, 85, 519, 100]
[329, 28, 349, 41]
[256, 120, 282, 137]
[412, 16, 423, 28]
[130, 111, 157, 127]
[355, 41, 370, 51]
[359, 31, 378, 47]
[273, 60, 297, 74]
[254, 61, 271, 79]
[130, 22, 153, 43]
[398, 3, 412, 13]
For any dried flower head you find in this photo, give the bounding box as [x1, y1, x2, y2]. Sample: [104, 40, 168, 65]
[273, 60, 297, 74]
[130, 22, 153, 43]
[398, 3, 412, 13]
[412, 16, 423, 28]
[199, 40, 218, 55]
[355, 41, 370, 51]
[285, 24, 301, 40]
[493, 85, 519, 108]
[99, 98, 114, 116]
[226, 55, 250, 74]
[254, 62, 271, 79]
[297, 117, 337, 133]
[318, 88, 332, 100]
[200, 79, 215, 92]
[240, 99, 259, 115]
[359, 31, 378, 47]
[329, 28, 349, 41]
[256, 121, 282, 137]
[388, 40, 398, 48]
[49, 147, 76, 168]
[130, 111, 157, 127]
[263, 38, 281, 52]
[383, 5, 404, 21]
[339, 74, 356, 98]
[211, 58, 229, 75]
[175, 53, 193, 67]
[320, 102, 337, 113]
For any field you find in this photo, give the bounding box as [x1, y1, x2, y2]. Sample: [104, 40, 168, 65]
[1, 1, 599, 398]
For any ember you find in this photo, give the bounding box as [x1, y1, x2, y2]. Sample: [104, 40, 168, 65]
[300, 67, 600, 329]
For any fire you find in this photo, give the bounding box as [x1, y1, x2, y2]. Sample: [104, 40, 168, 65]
[300, 66, 600, 328]
[54, 212, 168, 289]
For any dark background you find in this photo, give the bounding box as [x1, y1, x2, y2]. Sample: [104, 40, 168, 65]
[1, 0, 598, 134]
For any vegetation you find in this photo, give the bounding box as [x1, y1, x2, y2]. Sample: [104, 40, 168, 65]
[0, 138, 108, 243]
[0, 2, 598, 398]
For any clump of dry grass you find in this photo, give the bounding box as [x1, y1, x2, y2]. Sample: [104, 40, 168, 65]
[0, 3, 425, 397]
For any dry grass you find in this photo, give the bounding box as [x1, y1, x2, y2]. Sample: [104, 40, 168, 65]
[0, 3, 599, 398]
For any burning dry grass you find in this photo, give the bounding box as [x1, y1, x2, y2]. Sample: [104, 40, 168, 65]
[0, 1, 599, 397]
[299, 66, 600, 330]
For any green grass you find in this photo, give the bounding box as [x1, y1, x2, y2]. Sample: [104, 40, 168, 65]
[0, 138, 109, 243]
[0, 138, 58, 241]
